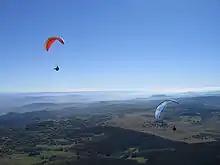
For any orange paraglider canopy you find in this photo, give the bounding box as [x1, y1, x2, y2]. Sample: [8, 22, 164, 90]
[45, 37, 64, 51]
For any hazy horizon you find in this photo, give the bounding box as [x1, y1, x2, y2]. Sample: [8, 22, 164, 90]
[1, 86, 220, 95]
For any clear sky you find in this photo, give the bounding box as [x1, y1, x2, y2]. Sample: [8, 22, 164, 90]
[1, 0, 220, 93]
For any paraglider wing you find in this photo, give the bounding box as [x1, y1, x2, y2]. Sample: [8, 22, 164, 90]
[45, 37, 64, 51]
[154, 99, 179, 120]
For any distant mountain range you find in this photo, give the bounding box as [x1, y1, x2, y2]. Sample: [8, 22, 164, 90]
[1, 90, 220, 115]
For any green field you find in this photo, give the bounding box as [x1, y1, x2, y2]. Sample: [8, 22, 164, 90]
[129, 157, 148, 164]
[0, 154, 41, 165]
[41, 150, 75, 157]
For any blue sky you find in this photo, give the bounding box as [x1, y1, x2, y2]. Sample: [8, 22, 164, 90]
[0, 0, 220, 93]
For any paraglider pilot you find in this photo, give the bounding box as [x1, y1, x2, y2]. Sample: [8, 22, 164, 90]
[54, 66, 59, 71]
[172, 125, 176, 132]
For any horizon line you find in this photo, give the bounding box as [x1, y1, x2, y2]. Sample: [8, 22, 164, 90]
[1, 86, 220, 94]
